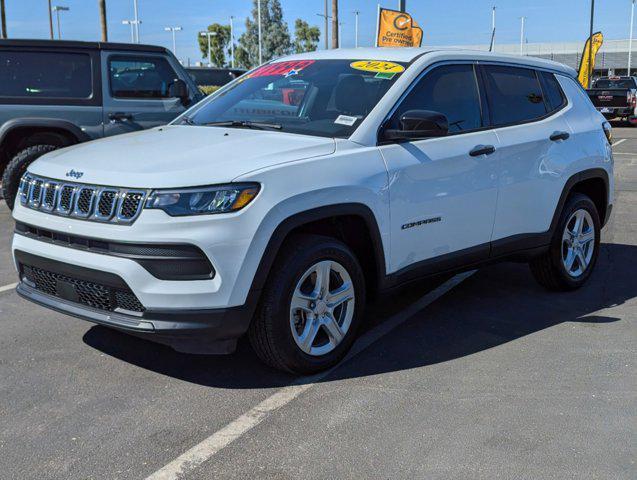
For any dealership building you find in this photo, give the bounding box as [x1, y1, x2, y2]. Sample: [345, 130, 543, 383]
[436, 38, 637, 76]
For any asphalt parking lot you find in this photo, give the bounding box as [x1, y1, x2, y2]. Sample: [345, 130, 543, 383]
[0, 127, 635, 480]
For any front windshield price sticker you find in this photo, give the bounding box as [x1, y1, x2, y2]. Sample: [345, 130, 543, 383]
[350, 60, 405, 75]
[248, 60, 315, 78]
[334, 115, 359, 126]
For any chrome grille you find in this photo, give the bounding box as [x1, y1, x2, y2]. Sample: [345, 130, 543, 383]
[20, 174, 147, 225]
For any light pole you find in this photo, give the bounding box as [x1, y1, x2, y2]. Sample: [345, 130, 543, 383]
[230, 16, 235, 68]
[164, 26, 182, 57]
[133, 0, 140, 43]
[0, 0, 7, 39]
[519, 16, 526, 56]
[257, 0, 262, 64]
[52, 6, 69, 39]
[122, 20, 135, 42]
[353, 10, 360, 48]
[629, 0, 635, 75]
[317, 1, 331, 50]
[200, 31, 217, 67]
[588, 0, 595, 87]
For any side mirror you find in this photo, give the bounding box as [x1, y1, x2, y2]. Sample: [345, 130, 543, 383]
[169, 79, 189, 105]
[382, 110, 449, 141]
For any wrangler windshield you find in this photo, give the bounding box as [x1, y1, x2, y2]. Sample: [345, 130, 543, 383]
[183, 59, 407, 138]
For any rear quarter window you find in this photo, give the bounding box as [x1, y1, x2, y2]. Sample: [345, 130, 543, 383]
[540, 71, 567, 112]
[0, 51, 92, 99]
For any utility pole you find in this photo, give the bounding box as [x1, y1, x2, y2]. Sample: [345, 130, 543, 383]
[164, 26, 182, 57]
[257, 0, 262, 64]
[317, 1, 330, 50]
[588, 0, 595, 87]
[230, 16, 235, 68]
[0, 0, 7, 39]
[629, 0, 635, 75]
[519, 16, 526, 56]
[353, 10, 360, 48]
[331, 0, 338, 49]
[48, 0, 54, 39]
[98, 0, 108, 42]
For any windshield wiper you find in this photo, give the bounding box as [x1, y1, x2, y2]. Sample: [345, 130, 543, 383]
[180, 116, 196, 125]
[202, 120, 283, 131]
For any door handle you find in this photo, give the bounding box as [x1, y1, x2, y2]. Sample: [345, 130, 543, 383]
[550, 131, 570, 141]
[469, 144, 496, 157]
[108, 112, 134, 122]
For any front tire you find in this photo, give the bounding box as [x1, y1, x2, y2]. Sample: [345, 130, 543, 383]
[2, 145, 58, 210]
[249, 234, 366, 374]
[530, 193, 601, 291]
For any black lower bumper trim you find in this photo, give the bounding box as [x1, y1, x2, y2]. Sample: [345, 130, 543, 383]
[16, 282, 256, 354]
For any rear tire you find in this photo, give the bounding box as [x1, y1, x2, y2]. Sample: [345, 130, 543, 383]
[249, 234, 366, 374]
[530, 193, 600, 291]
[2, 145, 58, 210]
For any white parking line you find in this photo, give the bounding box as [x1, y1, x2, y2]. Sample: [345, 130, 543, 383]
[145, 270, 475, 480]
[0, 283, 18, 294]
[612, 138, 627, 147]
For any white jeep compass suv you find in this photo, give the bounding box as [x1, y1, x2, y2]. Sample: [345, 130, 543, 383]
[11, 48, 614, 373]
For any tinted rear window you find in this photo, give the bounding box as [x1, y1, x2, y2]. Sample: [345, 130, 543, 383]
[540, 71, 566, 112]
[0, 51, 92, 99]
[483, 65, 547, 126]
[593, 79, 634, 89]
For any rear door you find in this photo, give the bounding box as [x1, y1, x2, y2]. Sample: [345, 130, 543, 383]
[482, 64, 573, 253]
[101, 51, 188, 137]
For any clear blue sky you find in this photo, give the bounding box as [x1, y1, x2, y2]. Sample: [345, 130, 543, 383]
[5, 0, 635, 64]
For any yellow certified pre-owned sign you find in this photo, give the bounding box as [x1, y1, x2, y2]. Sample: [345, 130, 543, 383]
[376, 7, 423, 48]
[350, 61, 405, 74]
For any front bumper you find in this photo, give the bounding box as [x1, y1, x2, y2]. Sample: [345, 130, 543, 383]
[16, 276, 255, 355]
[13, 247, 257, 354]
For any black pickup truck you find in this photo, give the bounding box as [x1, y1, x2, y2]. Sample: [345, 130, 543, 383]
[587, 76, 637, 124]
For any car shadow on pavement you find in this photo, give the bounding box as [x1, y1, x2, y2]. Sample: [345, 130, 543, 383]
[83, 242, 635, 389]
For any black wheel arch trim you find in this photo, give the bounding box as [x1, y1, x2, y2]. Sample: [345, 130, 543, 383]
[246, 203, 387, 304]
[0, 118, 91, 149]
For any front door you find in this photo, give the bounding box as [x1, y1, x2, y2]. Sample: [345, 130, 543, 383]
[101, 52, 188, 137]
[378, 63, 499, 274]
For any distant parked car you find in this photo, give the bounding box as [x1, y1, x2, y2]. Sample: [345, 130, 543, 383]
[587, 76, 637, 125]
[186, 67, 246, 93]
[0, 39, 203, 209]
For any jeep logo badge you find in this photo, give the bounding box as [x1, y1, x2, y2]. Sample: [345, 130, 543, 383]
[65, 169, 84, 179]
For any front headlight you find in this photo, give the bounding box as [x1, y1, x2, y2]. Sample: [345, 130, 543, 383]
[145, 183, 260, 216]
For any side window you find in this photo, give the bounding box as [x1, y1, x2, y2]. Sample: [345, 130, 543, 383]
[390, 64, 483, 134]
[540, 71, 566, 112]
[482, 65, 547, 126]
[109, 55, 177, 99]
[0, 51, 92, 99]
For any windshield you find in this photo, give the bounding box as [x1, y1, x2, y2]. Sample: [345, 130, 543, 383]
[183, 59, 408, 138]
[593, 78, 634, 89]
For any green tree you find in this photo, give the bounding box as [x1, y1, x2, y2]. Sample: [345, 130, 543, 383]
[234, 0, 292, 69]
[198, 23, 231, 67]
[293, 19, 320, 53]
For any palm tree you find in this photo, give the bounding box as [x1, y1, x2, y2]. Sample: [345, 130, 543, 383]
[98, 0, 108, 41]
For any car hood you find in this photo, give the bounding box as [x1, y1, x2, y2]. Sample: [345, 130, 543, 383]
[28, 126, 336, 188]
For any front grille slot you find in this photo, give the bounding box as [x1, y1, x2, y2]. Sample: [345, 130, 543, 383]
[95, 190, 118, 220]
[22, 264, 145, 313]
[41, 182, 58, 211]
[57, 185, 75, 213]
[29, 179, 43, 207]
[19, 173, 146, 225]
[73, 187, 95, 217]
[118, 191, 144, 220]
